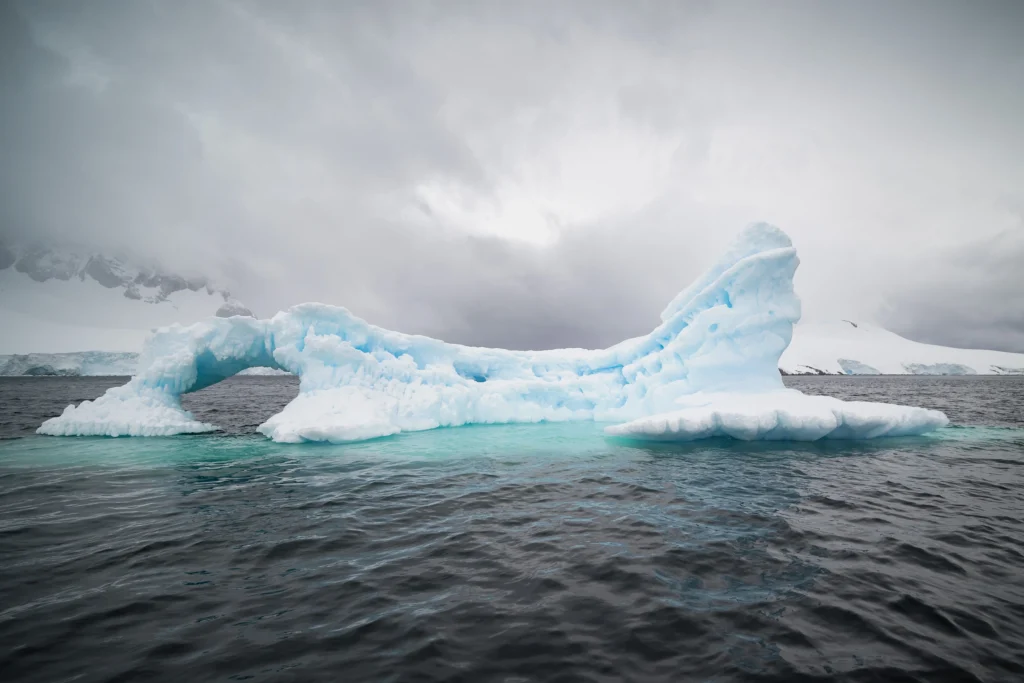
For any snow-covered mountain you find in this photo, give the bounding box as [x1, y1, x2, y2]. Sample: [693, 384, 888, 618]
[781, 321, 1024, 375]
[0, 242, 252, 354]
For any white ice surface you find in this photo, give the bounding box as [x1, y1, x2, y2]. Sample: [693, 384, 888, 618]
[38, 223, 949, 443]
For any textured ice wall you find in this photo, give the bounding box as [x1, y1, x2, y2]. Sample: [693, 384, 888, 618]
[38, 224, 948, 442]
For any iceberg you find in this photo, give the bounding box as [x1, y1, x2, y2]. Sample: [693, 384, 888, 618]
[38, 223, 948, 443]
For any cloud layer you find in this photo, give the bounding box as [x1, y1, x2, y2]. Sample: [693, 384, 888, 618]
[2, 0, 1022, 351]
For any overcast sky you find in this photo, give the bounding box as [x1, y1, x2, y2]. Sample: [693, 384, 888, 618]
[2, 0, 1022, 351]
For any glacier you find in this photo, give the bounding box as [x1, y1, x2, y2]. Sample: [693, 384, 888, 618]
[0, 351, 139, 377]
[38, 223, 948, 443]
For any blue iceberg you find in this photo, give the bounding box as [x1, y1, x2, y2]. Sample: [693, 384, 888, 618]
[38, 224, 948, 442]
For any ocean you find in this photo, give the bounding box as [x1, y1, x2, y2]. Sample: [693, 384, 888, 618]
[1, 376, 1022, 682]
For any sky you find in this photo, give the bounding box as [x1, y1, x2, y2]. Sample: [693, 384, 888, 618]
[2, 0, 1022, 352]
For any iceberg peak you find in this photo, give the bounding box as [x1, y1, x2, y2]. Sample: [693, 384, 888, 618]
[38, 223, 948, 443]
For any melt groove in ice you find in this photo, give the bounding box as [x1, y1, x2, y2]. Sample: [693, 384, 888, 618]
[38, 223, 948, 443]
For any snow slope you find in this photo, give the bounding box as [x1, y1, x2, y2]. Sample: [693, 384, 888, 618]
[0, 244, 251, 354]
[39, 223, 947, 443]
[781, 321, 1024, 375]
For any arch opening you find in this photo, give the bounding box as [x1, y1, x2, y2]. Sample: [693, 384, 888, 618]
[181, 373, 299, 435]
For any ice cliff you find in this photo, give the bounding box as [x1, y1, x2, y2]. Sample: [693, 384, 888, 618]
[38, 224, 948, 442]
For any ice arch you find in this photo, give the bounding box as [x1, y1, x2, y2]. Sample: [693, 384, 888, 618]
[39, 224, 948, 442]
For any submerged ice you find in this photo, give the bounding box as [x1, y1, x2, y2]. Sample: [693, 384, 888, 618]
[38, 223, 948, 443]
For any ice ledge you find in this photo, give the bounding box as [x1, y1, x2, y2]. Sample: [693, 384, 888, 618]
[39, 385, 215, 437]
[604, 391, 949, 442]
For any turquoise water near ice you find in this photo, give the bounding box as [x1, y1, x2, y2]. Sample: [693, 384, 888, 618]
[1, 376, 1023, 681]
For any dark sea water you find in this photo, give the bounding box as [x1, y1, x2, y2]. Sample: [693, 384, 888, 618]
[1, 376, 1023, 682]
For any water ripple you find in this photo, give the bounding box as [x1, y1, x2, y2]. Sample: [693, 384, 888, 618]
[0, 376, 1022, 681]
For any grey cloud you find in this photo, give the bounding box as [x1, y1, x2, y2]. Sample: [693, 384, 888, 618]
[880, 228, 1024, 354]
[0, 243, 15, 270]
[1, 0, 1022, 351]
